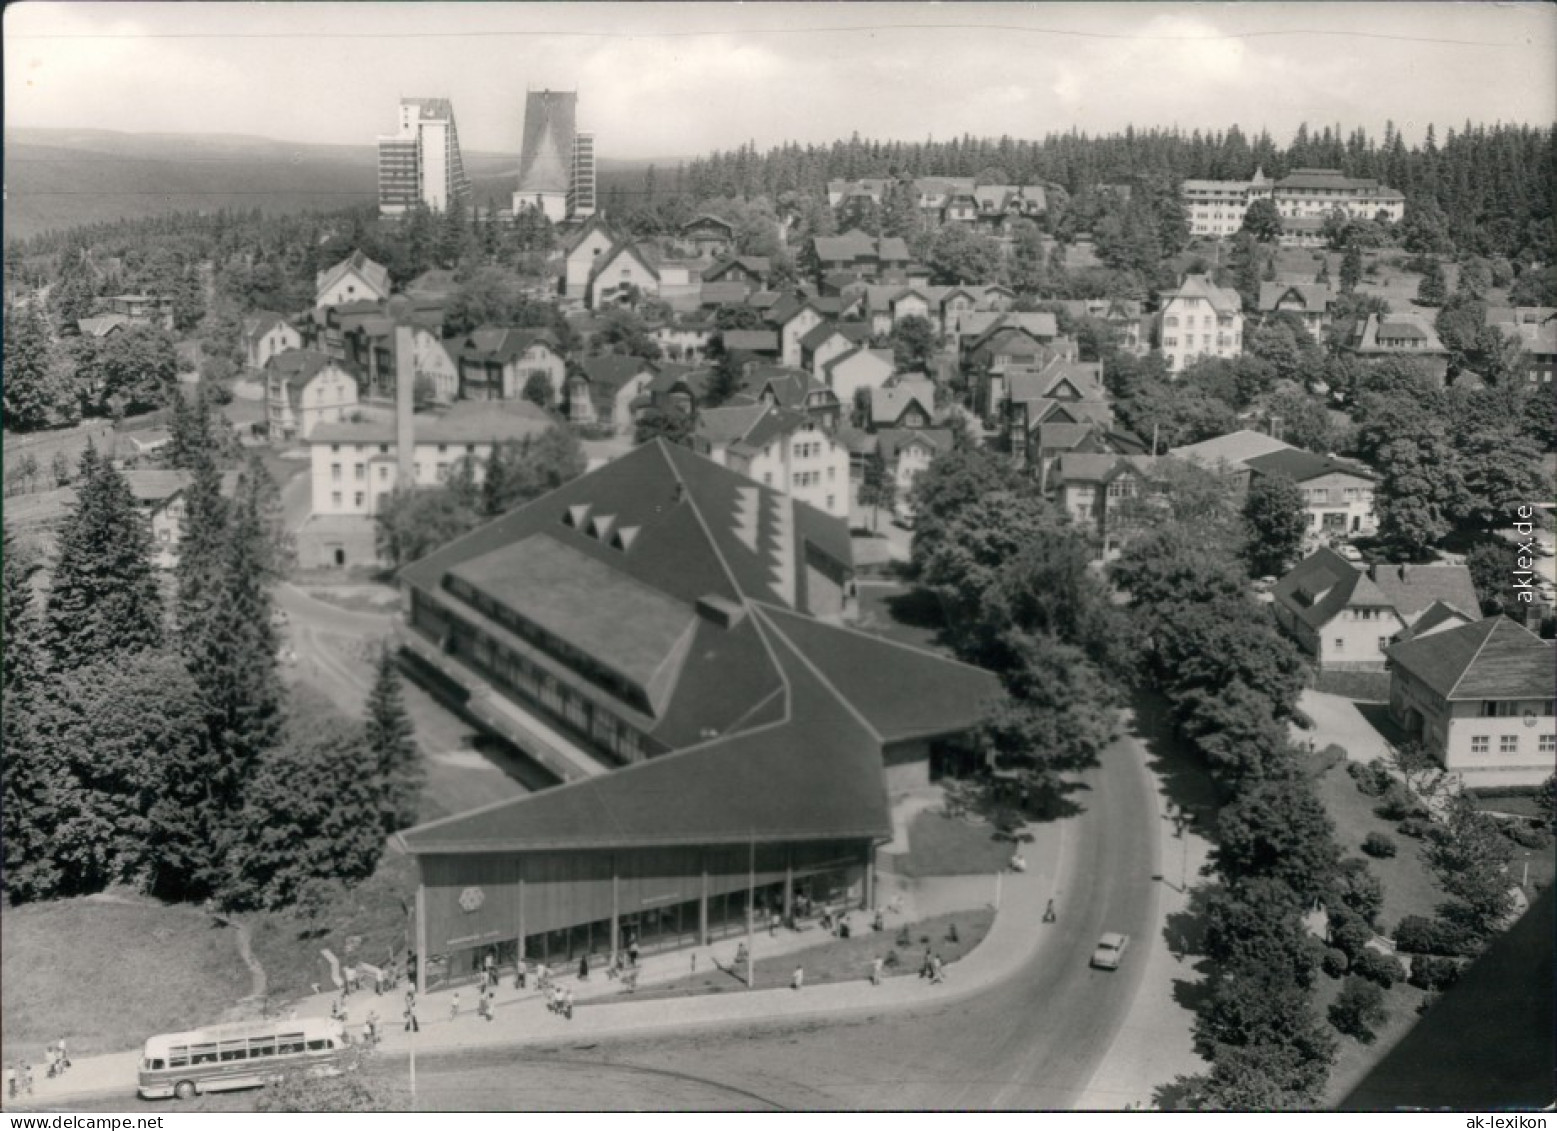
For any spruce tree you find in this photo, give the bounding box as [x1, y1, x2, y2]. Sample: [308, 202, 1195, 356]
[364, 644, 423, 833]
[1339, 243, 1363, 294]
[182, 479, 286, 878]
[46, 443, 164, 670]
[175, 453, 231, 653]
[1, 522, 61, 901]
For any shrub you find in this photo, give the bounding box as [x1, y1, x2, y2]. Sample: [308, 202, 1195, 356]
[1349, 760, 1394, 798]
[1330, 977, 1388, 1042]
[1505, 821, 1552, 851]
[1407, 954, 1461, 992]
[1362, 832, 1397, 859]
[1321, 947, 1350, 978]
[1331, 857, 1385, 926]
[1393, 915, 1474, 957]
[1396, 816, 1435, 839]
[1351, 949, 1406, 988]
[1375, 782, 1425, 821]
[1328, 908, 1373, 960]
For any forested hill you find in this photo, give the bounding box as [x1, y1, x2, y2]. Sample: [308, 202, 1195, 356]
[2, 128, 662, 241]
[663, 122, 1554, 257]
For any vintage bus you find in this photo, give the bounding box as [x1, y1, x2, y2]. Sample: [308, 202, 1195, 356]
[137, 1017, 349, 1100]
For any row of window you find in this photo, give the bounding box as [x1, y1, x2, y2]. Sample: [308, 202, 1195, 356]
[1480, 700, 1557, 718]
[1163, 336, 1241, 350]
[793, 441, 828, 460]
[1162, 315, 1235, 329]
[329, 491, 370, 509]
[1469, 734, 1555, 755]
[791, 467, 837, 488]
[464, 625, 645, 764]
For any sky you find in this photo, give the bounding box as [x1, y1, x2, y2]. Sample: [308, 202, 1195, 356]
[5, 2, 1555, 160]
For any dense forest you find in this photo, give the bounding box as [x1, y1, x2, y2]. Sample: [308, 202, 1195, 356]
[606, 121, 1555, 261]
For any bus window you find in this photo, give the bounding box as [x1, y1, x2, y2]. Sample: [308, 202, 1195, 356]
[191, 1044, 218, 1065]
[145, 1059, 165, 1071]
[306, 1039, 331, 1051]
[278, 1036, 305, 1055]
[218, 1042, 248, 1063]
[250, 1038, 276, 1059]
[168, 1047, 189, 1068]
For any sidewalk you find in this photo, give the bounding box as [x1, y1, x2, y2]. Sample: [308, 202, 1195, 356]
[9, 816, 1069, 1108]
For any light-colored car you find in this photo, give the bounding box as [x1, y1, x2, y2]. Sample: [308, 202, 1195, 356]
[1091, 932, 1130, 970]
[1336, 544, 1364, 563]
[1252, 576, 1278, 593]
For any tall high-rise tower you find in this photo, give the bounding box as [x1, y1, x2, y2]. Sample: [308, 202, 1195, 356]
[569, 131, 597, 219]
[378, 98, 471, 217]
[514, 89, 594, 223]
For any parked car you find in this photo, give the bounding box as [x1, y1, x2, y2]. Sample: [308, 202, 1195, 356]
[1336, 544, 1364, 563]
[1091, 932, 1130, 970]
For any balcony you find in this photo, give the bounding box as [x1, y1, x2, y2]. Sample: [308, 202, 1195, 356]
[395, 622, 611, 784]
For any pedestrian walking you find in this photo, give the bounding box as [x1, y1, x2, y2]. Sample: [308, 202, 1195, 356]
[919, 948, 934, 979]
[403, 1001, 420, 1033]
[870, 956, 884, 986]
[21, 1064, 33, 1097]
[872, 910, 884, 932]
[515, 960, 528, 990]
[628, 940, 640, 968]
[477, 993, 492, 1022]
[343, 964, 356, 996]
[790, 965, 804, 991]
[537, 962, 550, 991]
[690, 952, 697, 974]
[578, 953, 589, 981]
[449, 991, 460, 1020]
[373, 967, 384, 996]
[931, 954, 945, 984]
[562, 987, 575, 1020]
[483, 949, 496, 986]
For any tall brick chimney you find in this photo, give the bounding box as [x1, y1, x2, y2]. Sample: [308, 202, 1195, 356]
[386, 296, 416, 488]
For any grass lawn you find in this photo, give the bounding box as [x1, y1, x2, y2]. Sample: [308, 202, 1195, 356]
[242, 850, 420, 1005]
[1314, 968, 1433, 1106]
[1309, 756, 1444, 934]
[1, 896, 252, 1058]
[887, 810, 1013, 878]
[852, 582, 949, 655]
[590, 909, 994, 1005]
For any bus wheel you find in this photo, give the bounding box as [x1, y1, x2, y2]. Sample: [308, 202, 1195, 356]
[175, 1080, 197, 1101]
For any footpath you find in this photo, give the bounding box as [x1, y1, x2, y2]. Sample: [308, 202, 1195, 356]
[8, 812, 1068, 1109]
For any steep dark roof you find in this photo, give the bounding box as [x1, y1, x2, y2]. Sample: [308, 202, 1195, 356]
[1271, 546, 1388, 629]
[1387, 616, 1555, 701]
[877, 428, 953, 464]
[397, 605, 892, 853]
[1245, 447, 1376, 484]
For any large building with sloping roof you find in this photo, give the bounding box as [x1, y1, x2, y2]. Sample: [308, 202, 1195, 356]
[1386, 616, 1555, 787]
[394, 440, 999, 985]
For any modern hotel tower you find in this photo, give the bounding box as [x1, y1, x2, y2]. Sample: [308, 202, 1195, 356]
[378, 97, 471, 216]
[513, 89, 595, 222]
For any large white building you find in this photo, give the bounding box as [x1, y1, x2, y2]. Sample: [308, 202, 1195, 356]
[1157, 274, 1243, 372]
[694, 402, 851, 520]
[307, 401, 557, 517]
[378, 97, 471, 216]
[1182, 166, 1405, 238]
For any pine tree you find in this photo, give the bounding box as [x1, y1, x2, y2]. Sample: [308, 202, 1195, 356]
[364, 644, 423, 833]
[1339, 243, 1363, 294]
[3, 301, 65, 432]
[46, 443, 164, 671]
[1, 522, 60, 901]
[175, 454, 231, 653]
[180, 479, 286, 889]
[1416, 258, 1448, 306]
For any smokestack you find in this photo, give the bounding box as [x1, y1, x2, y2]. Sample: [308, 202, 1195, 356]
[387, 296, 416, 487]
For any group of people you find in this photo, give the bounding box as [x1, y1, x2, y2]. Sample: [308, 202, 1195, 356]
[4, 1042, 66, 1103]
[919, 950, 947, 984]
